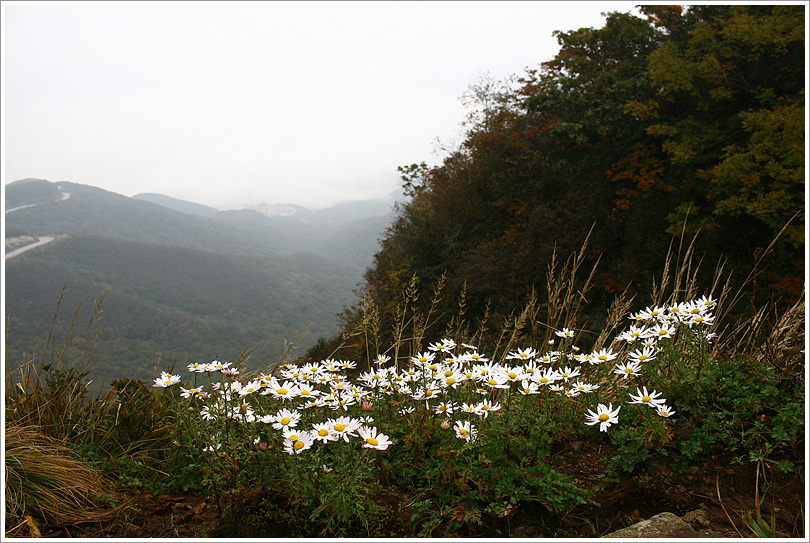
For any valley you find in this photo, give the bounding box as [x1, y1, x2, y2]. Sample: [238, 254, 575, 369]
[4, 178, 399, 391]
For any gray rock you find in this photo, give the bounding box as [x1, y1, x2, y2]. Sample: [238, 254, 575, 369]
[603, 512, 698, 538]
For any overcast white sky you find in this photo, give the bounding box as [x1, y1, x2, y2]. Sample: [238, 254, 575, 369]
[3, 1, 639, 210]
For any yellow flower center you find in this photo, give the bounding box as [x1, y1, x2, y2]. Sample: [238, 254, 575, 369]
[289, 434, 299, 441]
[624, 368, 634, 373]
[540, 378, 549, 383]
[445, 370, 454, 377]
[520, 353, 528, 358]
[488, 379, 498, 386]
[508, 372, 517, 379]
[281, 417, 291, 425]
[278, 388, 288, 395]
[459, 429, 469, 436]
[642, 396, 651, 402]
[318, 429, 329, 436]
[447, 378, 456, 385]
[366, 437, 379, 446]
[294, 441, 305, 450]
[598, 414, 609, 422]
[639, 355, 648, 361]
[334, 424, 345, 432]
[599, 355, 607, 361]
[301, 390, 310, 395]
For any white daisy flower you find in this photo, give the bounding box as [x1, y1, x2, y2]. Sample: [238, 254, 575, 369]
[584, 403, 621, 432]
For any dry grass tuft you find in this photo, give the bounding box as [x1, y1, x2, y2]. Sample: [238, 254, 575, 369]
[4, 423, 124, 537]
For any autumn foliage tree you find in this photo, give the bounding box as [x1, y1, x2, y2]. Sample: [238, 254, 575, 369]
[313, 5, 804, 361]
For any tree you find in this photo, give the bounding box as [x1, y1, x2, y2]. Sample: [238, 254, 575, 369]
[333, 5, 805, 356]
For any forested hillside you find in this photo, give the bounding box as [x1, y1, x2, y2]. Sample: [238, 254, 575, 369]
[5, 235, 358, 388]
[5, 180, 396, 390]
[316, 5, 804, 360]
[6, 180, 287, 257]
[6, 179, 397, 270]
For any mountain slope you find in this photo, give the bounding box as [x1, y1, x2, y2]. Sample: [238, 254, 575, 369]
[5, 181, 286, 257]
[131, 193, 220, 217]
[5, 178, 65, 210]
[6, 179, 396, 269]
[4, 178, 399, 390]
[5, 235, 358, 389]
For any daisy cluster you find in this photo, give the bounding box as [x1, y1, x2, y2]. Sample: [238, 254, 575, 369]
[585, 296, 717, 431]
[155, 359, 392, 455]
[154, 296, 717, 449]
[269, 414, 392, 455]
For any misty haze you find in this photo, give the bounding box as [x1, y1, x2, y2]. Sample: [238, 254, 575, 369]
[4, 178, 403, 389]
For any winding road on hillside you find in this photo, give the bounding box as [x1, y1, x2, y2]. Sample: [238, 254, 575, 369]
[5, 236, 61, 259]
[5, 188, 71, 260]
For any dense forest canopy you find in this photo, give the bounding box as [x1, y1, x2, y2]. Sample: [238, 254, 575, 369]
[312, 5, 805, 361]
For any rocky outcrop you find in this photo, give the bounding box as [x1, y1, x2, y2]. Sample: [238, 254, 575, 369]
[603, 510, 724, 538]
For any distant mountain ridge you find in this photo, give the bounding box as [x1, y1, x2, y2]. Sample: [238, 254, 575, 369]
[131, 187, 402, 223]
[6, 179, 401, 268]
[4, 178, 403, 391]
[131, 193, 219, 217]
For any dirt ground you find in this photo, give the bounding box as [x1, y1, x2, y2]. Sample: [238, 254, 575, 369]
[28, 445, 806, 539]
